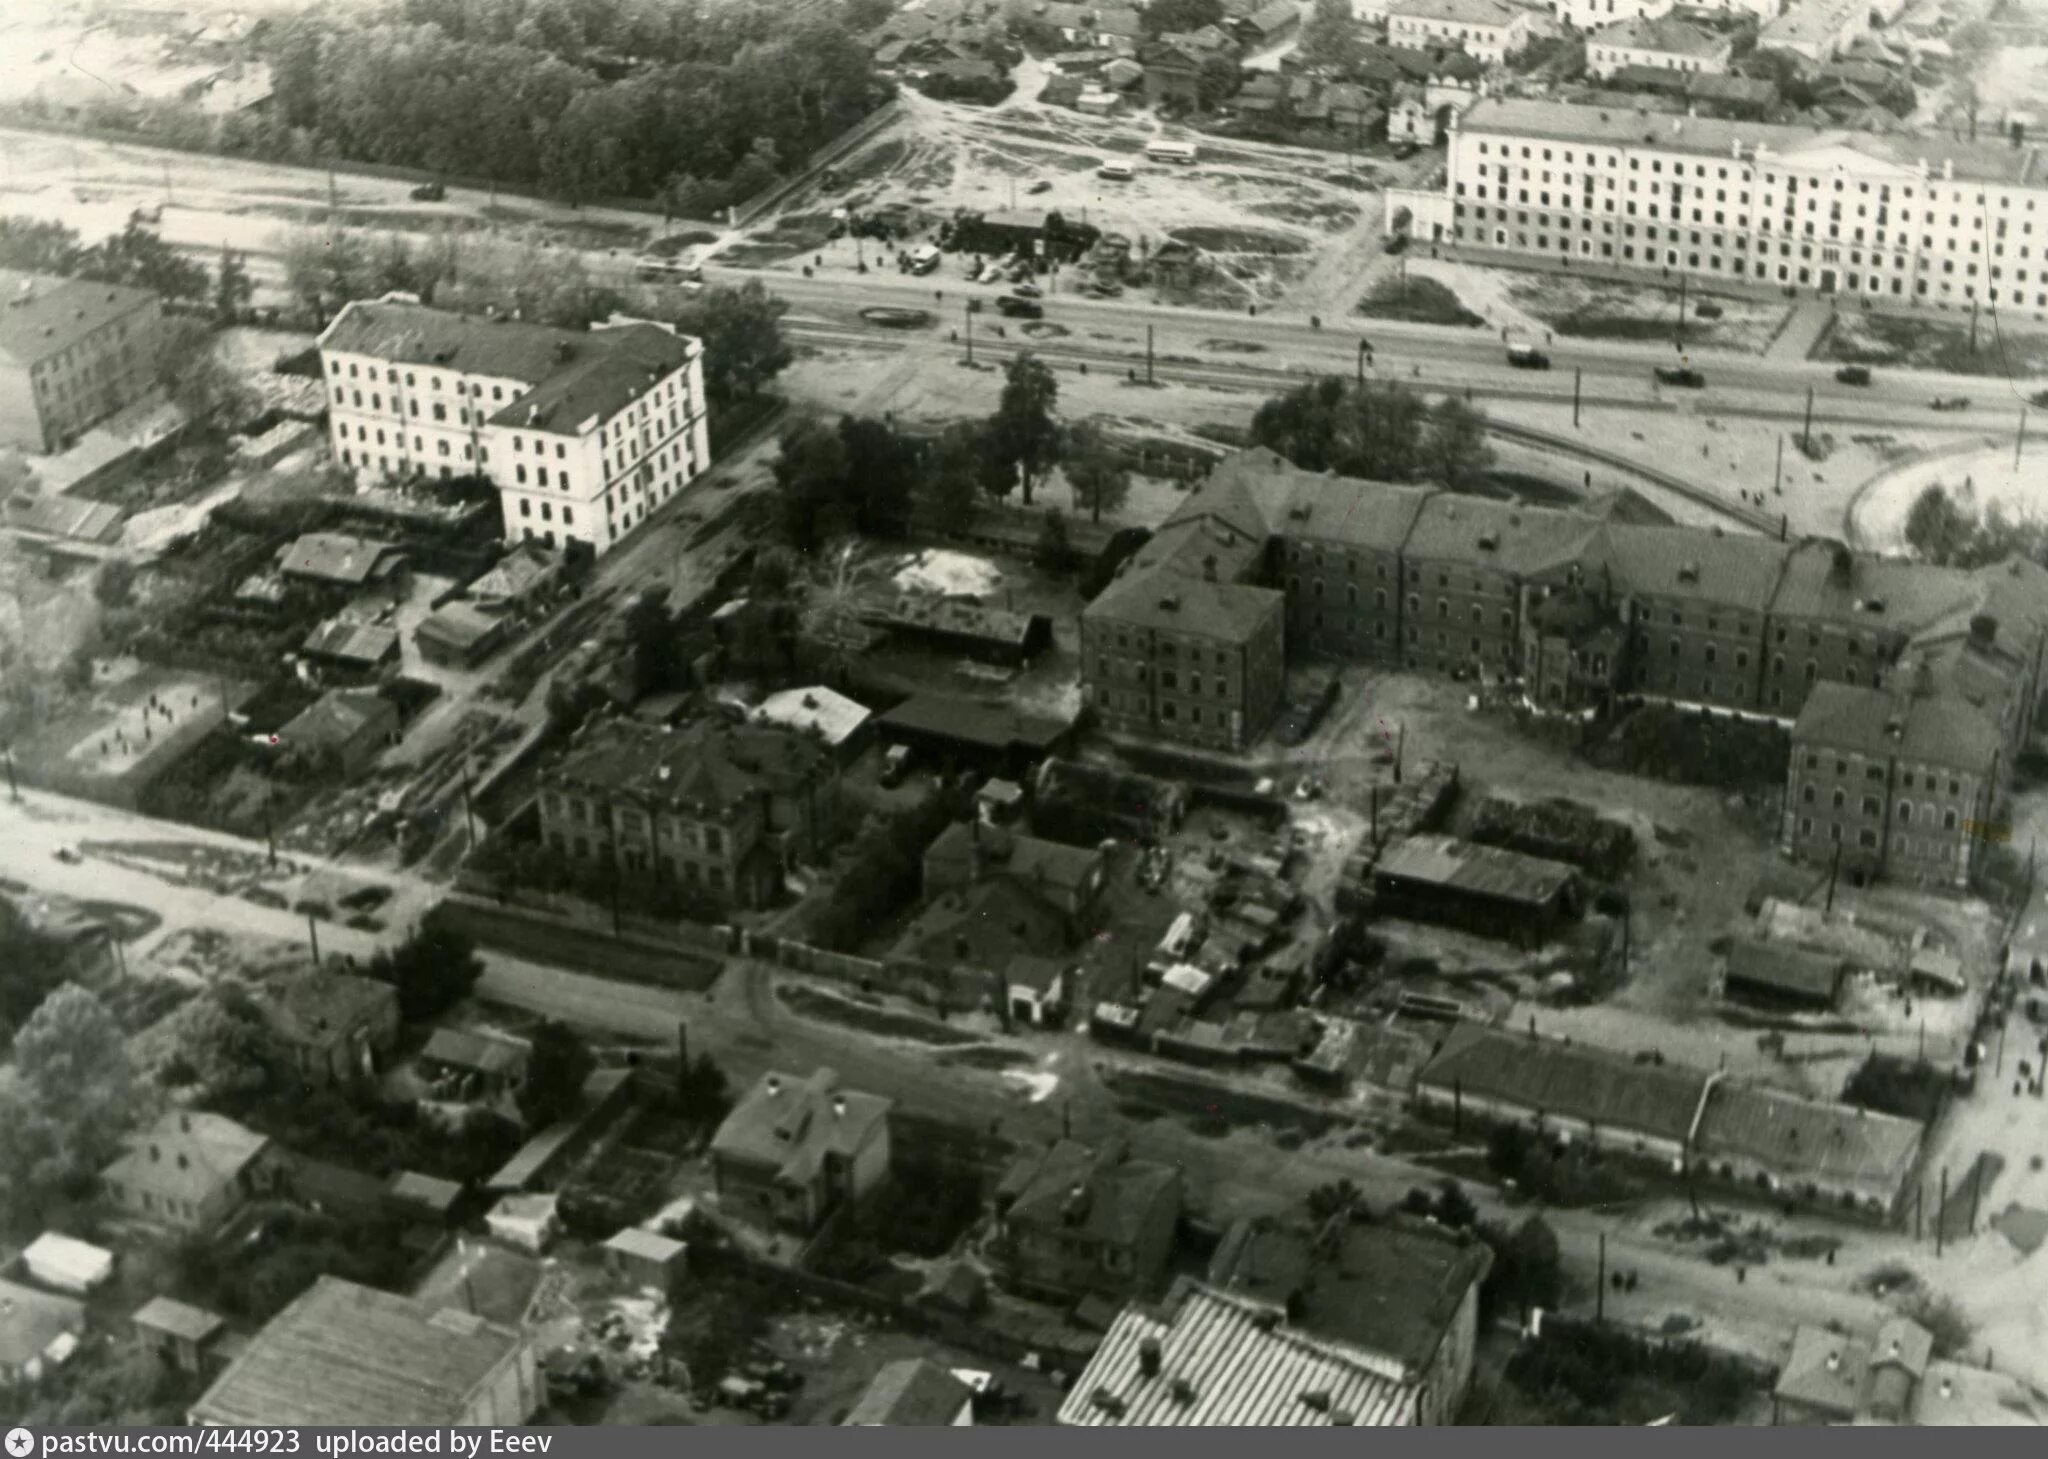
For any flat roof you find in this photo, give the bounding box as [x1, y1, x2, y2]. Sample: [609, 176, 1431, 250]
[1373, 834, 1580, 907]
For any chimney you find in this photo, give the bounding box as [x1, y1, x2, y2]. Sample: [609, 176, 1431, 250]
[765, 1075, 782, 1097]
[180, 1114, 191, 1133]
[831, 1095, 847, 1118]
[1203, 555, 1218, 580]
[1970, 613, 1998, 647]
[1827, 1351, 1841, 1372]
[1139, 1338, 1163, 1378]
[1944, 158, 1955, 180]
[1170, 1377, 1196, 1404]
[1940, 1379, 1954, 1398]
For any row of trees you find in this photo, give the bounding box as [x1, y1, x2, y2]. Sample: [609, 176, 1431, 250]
[1250, 374, 1495, 485]
[240, 3, 889, 208]
[771, 355, 1133, 554]
[1903, 483, 2045, 571]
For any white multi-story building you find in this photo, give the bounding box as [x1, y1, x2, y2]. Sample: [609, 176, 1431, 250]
[1434, 98, 2048, 313]
[1586, 15, 1732, 77]
[1554, 0, 1781, 28]
[1386, 0, 1535, 65]
[317, 296, 710, 557]
[1759, 0, 1902, 61]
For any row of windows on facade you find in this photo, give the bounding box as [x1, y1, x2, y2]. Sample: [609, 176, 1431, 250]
[1091, 659, 1240, 695]
[1799, 783, 1967, 824]
[330, 358, 688, 443]
[552, 832, 732, 888]
[1470, 164, 2042, 228]
[32, 342, 137, 399]
[1099, 632, 1238, 665]
[1471, 141, 2039, 209]
[1460, 191, 2040, 265]
[1094, 691, 1228, 728]
[1797, 818, 1963, 858]
[28, 317, 137, 381]
[1804, 754, 1965, 795]
[1452, 226, 2039, 299]
[547, 792, 733, 851]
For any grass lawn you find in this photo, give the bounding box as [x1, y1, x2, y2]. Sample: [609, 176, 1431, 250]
[1356, 275, 1485, 327]
[1507, 276, 1787, 353]
[1818, 309, 2048, 377]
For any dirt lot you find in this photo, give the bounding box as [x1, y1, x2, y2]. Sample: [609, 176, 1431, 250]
[1819, 308, 2048, 378]
[1402, 257, 1791, 355]
[720, 88, 1398, 313]
[1847, 439, 2040, 552]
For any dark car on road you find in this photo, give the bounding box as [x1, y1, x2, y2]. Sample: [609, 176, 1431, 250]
[1834, 365, 1872, 386]
[996, 295, 1044, 319]
[1931, 396, 1972, 412]
[1655, 365, 1706, 388]
[1508, 344, 1551, 369]
[410, 180, 446, 201]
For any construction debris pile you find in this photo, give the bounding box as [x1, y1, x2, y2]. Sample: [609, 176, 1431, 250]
[1467, 795, 1636, 882]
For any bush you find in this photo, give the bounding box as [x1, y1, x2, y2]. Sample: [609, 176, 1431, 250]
[1355, 276, 1485, 328]
[1843, 1054, 1948, 1123]
[1586, 703, 1790, 790]
[1503, 1319, 1757, 1424]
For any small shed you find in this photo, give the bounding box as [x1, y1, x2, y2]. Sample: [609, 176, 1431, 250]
[602, 1227, 688, 1293]
[21, 1233, 115, 1295]
[132, 1296, 227, 1374]
[1723, 937, 1848, 1010]
[485, 1193, 561, 1254]
[386, 1170, 465, 1224]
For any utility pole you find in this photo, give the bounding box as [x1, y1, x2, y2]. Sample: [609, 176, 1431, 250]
[1825, 842, 1842, 914]
[459, 756, 478, 848]
[307, 913, 321, 968]
[1937, 1166, 1949, 1256]
[3, 747, 16, 802]
[1370, 783, 1380, 843]
[1357, 338, 1368, 387]
[1596, 1232, 1607, 1323]
[1573, 366, 1582, 429]
[2018, 408, 2029, 470]
[1394, 723, 1405, 786]
[1915, 1182, 1923, 1243]
[964, 302, 974, 366]
[1803, 386, 1816, 451]
[1146, 324, 1155, 386]
[1774, 435, 1785, 496]
[1676, 273, 1687, 346]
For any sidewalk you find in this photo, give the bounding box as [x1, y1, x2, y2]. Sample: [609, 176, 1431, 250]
[1768, 297, 1840, 363]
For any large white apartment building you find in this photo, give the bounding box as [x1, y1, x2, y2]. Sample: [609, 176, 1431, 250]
[1429, 98, 2048, 312]
[317, 296, 710, 557]
[1553, 0, 1781, 29]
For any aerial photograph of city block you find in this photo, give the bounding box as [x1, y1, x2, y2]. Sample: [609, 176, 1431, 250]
[3, 0, 2048, 1429]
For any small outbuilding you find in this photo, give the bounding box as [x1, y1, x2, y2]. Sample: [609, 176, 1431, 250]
[485, 1193, 561, 1254]
[1723, 937, 1849, 1010]
[133, 1296, 228, 1375]
[21, 1232, 116, 1295]
[601, 1228, 688, 1294]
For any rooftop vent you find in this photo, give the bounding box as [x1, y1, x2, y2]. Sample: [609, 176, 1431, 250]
[1299, 1389, 1332, 1414]
[831, 1095, 847, 1118]
[1477, 532, 1499, 552]
[1062, 1182, 1093, 1226]
[1158, 595, 1181, 612]
[1677, 562, 1700, 584]
[1170, 1377, 1196, 1405]
[1090, 1389, 1126, 1417]
[1827, 1351, 1841, 1372]
[1289, 504, 1311, 521]
[1139, 1338, 1163, 1378]
[764, 1075, 782, 1097]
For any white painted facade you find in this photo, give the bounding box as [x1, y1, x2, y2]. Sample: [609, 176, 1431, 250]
[1386, 0, 1534, 64]
[1444, 101, 2048, 313]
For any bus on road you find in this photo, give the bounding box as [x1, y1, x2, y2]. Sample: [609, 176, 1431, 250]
[1145, 140, 1198, 164]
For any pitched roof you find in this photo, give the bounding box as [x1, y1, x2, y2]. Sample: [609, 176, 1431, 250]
[1387, 0, 1523, 26]
[843, 1358, 974, 1425]
[998, 1139, 1181, 1248]
[1416, 1021, 1716, 1146]
[1244, 0, 1302, 32]
[711, 1067, 893, 1187]
[1769, 538, 1971, 628]
[278, 532, 404, 586]
[0, 270, 156, 367]
[133, 1296, 225, 1345]
[0, 1278, 85, 1374]
[254, 969, 396, 1047]
[548, 717, 831, 816]
[1457, 97, 2042, 187]
[102, 1111, 270, 1208]
[1604, 523, 1789, 610]
[1207, 1216, 1492, 1373]
[280, 688, 395, 750]
[321, 298, 598, 386]
[467, 543, 562, 604]
[876, 693, 1073, 754]
[925, 820, 1102, 894]
[1591, 15, 1730, 56]
[1373, 833, 1580, 907]
[191, 1276, 531, 1426]
[1058, 1279, 1417, 1425]
[1694, 1083, 1923, 1207]
[895, 876, 1071, 968]
[1722, 937, 1847, 1002]
[421, 1027, 531, 1078]
[752, 686, 872, 748]
[1792, 679, 2002, 772]
[485, 321, 694, 437]
[415, 600, 503, 655]
[1776, 1324, 1872, 1418]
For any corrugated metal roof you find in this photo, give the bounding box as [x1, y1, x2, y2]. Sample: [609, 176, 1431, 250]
[1373, 834, 1579, 906]
[1057, 1280, 1416, 1426]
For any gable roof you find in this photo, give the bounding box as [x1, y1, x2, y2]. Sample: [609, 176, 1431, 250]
[1058, 1279, 1417, 1426]
[254, 969, 396, 1047]
[1387, 0, 1523, 27]
[925, 820, 1102, 894]
[488, 322, 694, 437]
[1207, 1216, 1492, 1374]
[278, 532, 404, 586]
[1592, 15, 1730, 56]
[420, 1027, 531, 1078]
[101, 1111, 270, 1208]
[1723, 937, 1848, 1002]
[844, 1358, 974, 1425]
[0, 270, 157, 367]
[280, 688, 395, 751]
[321, 298, 596, 386]
[191, 1277, 530, 1426]
[1792, 679, 2002, 772]
[1776, 1324, 1872, 1417]
[998, 1139, 1181, 1249]
[712, 1068, 892, 1188]
[133, 1295, 225, 1345]
[1417, 1021, 1716, 1146]
[548, 717, 831, 817]
[895, 876, 1072, 969]
[1694, 1082, 1923, 1207]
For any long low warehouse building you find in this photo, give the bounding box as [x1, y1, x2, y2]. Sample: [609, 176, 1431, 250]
[1693, 1082, 1924, 1222]
[1366, 835, 1585, 947]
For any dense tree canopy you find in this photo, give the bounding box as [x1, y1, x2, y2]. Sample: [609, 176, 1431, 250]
[1251, 375, 1493, 485]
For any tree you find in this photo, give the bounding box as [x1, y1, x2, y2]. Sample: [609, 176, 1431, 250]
[1904, 485, 1971, 565]
[1297, 0, 1362, 75]
[365, 923, 484, 1022]
[517, 1019, 595, 1129]
[156, 318, 256, 430]
[987, 353, 1062, 507]
[679, 280, 793, 401]
[917, 421, 987, 523]
[771, 415, 851, 553]
[0, 217, 85, 274]
[623, 587, 686, 694]
[1064, 424, 1132, 525]
[79, 220, 209, 302]
[213, 245, 254, 325]
[1197, 53, 1244, 110]
[1143, 0, 1225, 35]
[1035, 507, 1078, 575]
[676, 1052, 732, 1126]
[836, 415, 920, 538]
[1425, 396, 1494, 486]
[0, 985, 141, 1220]
[1308, 1178, 1364, 1222]
[728, 135, 782, 202]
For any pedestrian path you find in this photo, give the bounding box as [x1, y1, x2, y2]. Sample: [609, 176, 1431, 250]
[1768, 297, 1840, 363]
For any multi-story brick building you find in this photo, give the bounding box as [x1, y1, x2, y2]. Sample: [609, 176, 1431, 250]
[317, 295, 710, 556]
[537, 716, 839, 911]
[0, 269, 161, 453]
[1422, 98, 2048, 314]
[1586, 15, 1733, 78]
[1081, 449, 2048, 885]
[1386, 0, 1535, 65]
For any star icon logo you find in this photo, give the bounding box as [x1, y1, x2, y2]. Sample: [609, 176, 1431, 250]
[6, 1428, 35, 1459]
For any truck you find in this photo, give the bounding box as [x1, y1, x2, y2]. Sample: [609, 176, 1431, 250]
[1097, 161, 1134, 181]
[1507, 343, 1551, 370]
[1145, 140, 1198, 164]
[996, 295, 1043, 319]
[1654, 365, 1706, 388]
[909, 243, 943, 275]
